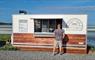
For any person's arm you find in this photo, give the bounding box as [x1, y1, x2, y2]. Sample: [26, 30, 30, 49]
[62, 30, 65, 38]
[63, 33, 65, 38]
[53, 30, 55, 37]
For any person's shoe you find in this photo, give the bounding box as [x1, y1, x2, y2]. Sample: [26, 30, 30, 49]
[53, 52, 57, 56]
[59, 52, 63, 55]
[53, 53, 55, 56]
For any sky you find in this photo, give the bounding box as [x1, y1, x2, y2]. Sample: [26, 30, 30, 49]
[0, 0, 95, 26]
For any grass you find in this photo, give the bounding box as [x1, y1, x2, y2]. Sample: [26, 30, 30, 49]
[0, 44, 18, 51]
[0, 34, 11, 41]
[0, 34, 18, 50]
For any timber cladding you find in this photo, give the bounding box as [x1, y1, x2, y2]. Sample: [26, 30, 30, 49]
[13, 33, 86, 45]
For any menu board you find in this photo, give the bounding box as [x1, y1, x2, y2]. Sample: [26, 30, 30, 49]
[19, 20, 28, 32]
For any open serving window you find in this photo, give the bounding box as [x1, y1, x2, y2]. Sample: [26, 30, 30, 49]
[34, 19, 63, 37]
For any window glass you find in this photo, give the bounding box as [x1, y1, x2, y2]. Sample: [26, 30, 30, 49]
[49, 19, 56, 32]
[42, 20, 49, 32]
[34, 19, 42, 32]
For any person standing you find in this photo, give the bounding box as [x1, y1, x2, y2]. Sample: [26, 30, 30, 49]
[53, 24, 65, 55]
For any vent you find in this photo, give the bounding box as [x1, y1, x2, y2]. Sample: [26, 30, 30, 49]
[19, 10, 27, 14]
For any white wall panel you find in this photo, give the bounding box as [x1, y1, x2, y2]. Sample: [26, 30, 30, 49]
[13, 14, 87, 34]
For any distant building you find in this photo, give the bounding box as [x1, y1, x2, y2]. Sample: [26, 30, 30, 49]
[0, 22, 12, 34]
[12, 14, 87, 54]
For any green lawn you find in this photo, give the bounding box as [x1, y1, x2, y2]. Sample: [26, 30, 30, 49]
[0, 34, 18, 50]
[0, 34, 11, 41]
[0, 44, 18, 51]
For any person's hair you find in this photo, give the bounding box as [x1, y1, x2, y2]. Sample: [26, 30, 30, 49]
[56, 24, 62, 29]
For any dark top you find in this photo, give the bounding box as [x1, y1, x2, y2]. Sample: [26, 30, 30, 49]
[54, 29, 64, 41]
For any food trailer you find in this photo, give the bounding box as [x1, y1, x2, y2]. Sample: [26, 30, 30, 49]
[12, 14, 87, 54]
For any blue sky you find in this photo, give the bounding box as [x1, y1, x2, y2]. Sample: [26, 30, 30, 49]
[0, 0, 95, 26]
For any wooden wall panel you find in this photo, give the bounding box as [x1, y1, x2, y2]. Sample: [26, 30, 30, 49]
[13, 33, 86, 45]
[13, 33, 34, 43]
[13, 33, 87, 54]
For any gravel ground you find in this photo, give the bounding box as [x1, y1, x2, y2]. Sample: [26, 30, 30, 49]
[0, 51, 95, 60]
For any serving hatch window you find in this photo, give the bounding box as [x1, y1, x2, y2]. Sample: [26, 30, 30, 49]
[34, 19, 62, 33]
